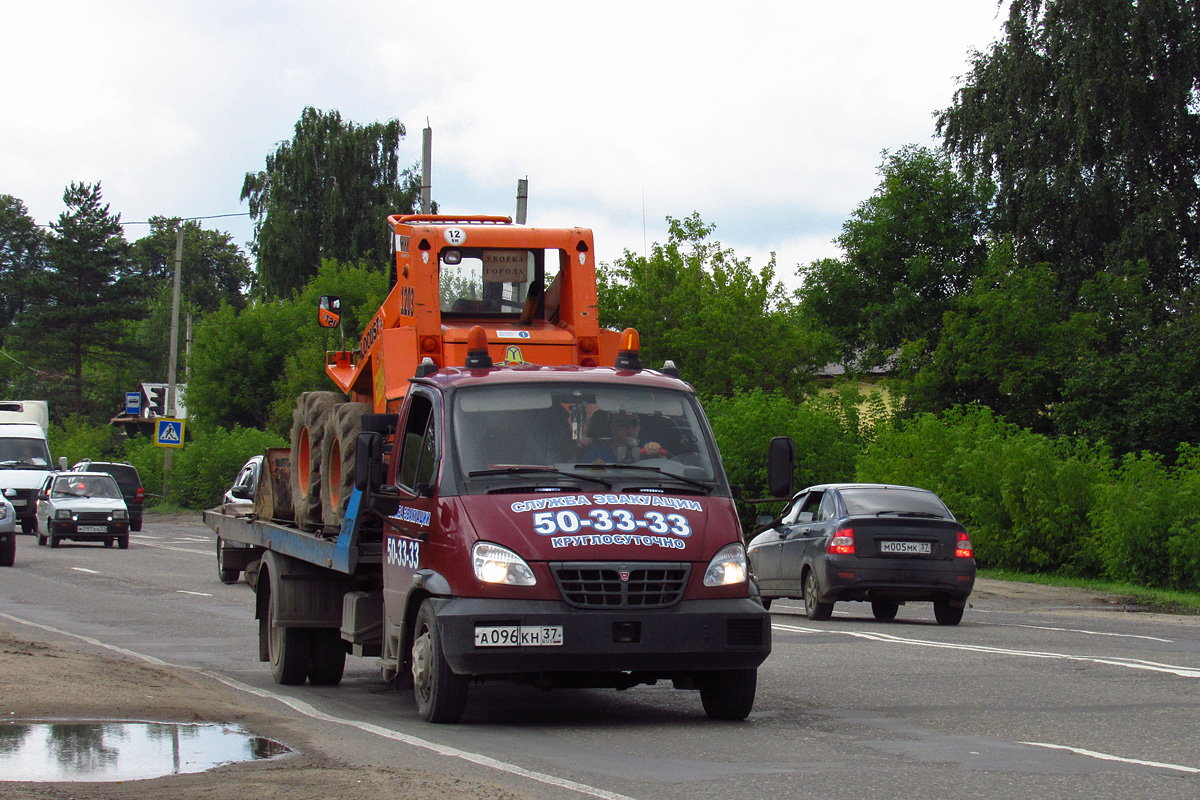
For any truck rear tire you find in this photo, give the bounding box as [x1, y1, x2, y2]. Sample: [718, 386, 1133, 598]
[308, 629, 347, 686]
[698, 668, 757, 720]
[411, 600, 469, 723]
[290, 391, 343, 532]
[320, 402, 371, 529]
[267, 591, 313, 685]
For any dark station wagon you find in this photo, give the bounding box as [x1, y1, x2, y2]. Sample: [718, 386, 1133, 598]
[748, 482, 976, 625]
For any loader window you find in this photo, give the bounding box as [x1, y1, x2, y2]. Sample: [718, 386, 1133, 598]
[440, 248, 552, 317]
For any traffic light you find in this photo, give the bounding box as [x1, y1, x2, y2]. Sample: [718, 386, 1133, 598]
[145, 386, 166, 417]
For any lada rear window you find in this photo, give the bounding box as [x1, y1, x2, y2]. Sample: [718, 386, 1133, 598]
[452, 383, 718, 482]
[840, 488, 952, 519]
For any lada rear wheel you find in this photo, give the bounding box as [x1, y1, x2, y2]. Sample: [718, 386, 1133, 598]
[216, 537, 240, 584]
[871, 601, 899, 622]
[698, 668, 757, 720]
[411, 600, 469, 723]
[933, 597, 964, 626]
[804, 571, 833, 621]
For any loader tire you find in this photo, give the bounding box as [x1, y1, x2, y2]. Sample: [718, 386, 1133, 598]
[290, 391, 343, 532]
[320, 402, 371, 529]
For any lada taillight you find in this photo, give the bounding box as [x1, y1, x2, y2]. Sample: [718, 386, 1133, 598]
[955, 530, 974, 558]
[827, 527, 855, 555]
[135, 487, 144, 502]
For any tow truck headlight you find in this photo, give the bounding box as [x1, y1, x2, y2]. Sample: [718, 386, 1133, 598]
[703, 542, 749, 587]
[472, 542, 537, 586]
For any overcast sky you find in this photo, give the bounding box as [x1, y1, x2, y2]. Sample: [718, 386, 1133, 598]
[1, 1, 1009, 291]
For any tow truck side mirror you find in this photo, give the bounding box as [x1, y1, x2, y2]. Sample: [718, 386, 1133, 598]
[767, 436, 795, 498]
[355, 432, 383, 492]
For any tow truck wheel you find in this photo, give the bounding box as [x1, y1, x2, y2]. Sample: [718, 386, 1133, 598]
[267, 591, 312, 685]
[411, 600, 469, 723]
[290, 391, 343, 532]
[308, 629, 346, 686]
[320, 402, 371, 528]
[698, 668, 758, 720]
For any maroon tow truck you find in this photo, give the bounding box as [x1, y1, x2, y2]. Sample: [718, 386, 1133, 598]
[206, 329, 771, 723]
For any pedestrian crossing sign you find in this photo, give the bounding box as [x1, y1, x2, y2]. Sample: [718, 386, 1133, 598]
[155, 418, 185, 448]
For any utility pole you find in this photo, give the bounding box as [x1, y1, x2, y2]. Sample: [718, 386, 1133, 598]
[516, 177, 528, 224]
[421, 121, 432, 214]
[162, 225, 183, 500]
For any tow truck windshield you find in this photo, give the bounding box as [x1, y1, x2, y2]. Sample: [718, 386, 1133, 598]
[454, 382, 720, 489]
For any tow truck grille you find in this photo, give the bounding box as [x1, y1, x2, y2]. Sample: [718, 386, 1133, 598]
[551, 562, 690, 609]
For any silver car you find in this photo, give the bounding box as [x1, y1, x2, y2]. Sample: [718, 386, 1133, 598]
[0, 496, 15, 566]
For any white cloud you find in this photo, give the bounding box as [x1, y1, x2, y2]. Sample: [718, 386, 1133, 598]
[1, 0, 1007, 271]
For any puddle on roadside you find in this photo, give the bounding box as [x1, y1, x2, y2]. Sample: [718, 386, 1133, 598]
[0, 720, 292, 782]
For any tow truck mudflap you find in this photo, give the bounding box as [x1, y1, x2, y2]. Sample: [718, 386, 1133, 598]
[433, 597, 771, 676]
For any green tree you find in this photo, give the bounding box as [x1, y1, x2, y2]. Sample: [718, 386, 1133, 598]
[242, 107, 422, 298]
[10, 183, 147, 419]
[187, 259, 388, 434]
[902, 240, 1075, 431]
[798, 145, 990, 369]
[128, 217, 252, 313]
[1055, 264, 1200, 457]
[938, 0, 1200, 298]
[598, 213, 830, 399]
[0, 195, 48, 344]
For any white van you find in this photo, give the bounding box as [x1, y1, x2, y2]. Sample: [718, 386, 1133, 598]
[0, 401, 53, 534]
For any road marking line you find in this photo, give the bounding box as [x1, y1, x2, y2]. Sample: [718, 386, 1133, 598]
[1022, 741, 1200, 774]
[0, 611, 638, 800]
[177, 590, 212, 597]
[772, 623, 1200, 678]
[979, 621, 1172, 643]
[70, 567, 100, 574]
[131, 540, 210, 556]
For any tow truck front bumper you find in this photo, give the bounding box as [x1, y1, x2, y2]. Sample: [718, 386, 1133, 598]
[433, 596, 771, 677]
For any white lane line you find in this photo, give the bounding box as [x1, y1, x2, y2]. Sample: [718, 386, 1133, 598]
[204, 671, 639, 800]
[772, 623, 1200, 678]
[71, 567, 101, 574]
[0, 611, 638, 800]
[131, 539, 210, 556]
[979, 621, 1172, 643]
[1022, 741, 1200, 774]
[177, 590, 213, 597]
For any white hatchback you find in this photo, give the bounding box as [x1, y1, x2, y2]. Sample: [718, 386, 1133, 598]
[36, 472, 131, 549]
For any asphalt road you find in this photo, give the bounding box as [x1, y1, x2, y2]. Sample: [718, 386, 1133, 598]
[3, 514, 1199, 800]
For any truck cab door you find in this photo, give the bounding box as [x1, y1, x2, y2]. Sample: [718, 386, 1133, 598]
[383, 391, 441, 612]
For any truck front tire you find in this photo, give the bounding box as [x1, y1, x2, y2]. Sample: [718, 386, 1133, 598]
[698, 668, 758, 720]
[411, 600, 469, 723]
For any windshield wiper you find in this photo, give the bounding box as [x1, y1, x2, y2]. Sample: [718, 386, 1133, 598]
[469, 466, 612, 488]
[570, 463, 713, 492]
